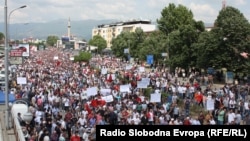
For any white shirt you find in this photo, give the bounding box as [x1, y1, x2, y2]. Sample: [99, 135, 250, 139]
[82, 132, 89, 141]
[78, 117, 87, 126]
[48, 95, 55, 103]
[132, 117, 141, 125]
[228, 112, 236, 123]
[191, 119, 201, 125]
[43, 136, 50, 141]
[209, 119, 216, 125]
[82, 110, 88, 118]
[244, 102, 249, 110]
[63, 98, 70, 106]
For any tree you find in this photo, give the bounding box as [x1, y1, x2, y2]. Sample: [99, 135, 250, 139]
[157, 3, 205, 70]
[88, 35, 107, 54]
[192, 31, 219, 68]
[0, 32, 4, 45]
[111, 31, 132, 59]
[138, 31, 167, 64]
[129, 28, 146, 59]
[157, 3, 195, 34]
[46, 35, 59, 47]
[111, 28, 146, 61]
[195, 6, 250, 73]
[213, 6, 250, 72]
[74, 51, 92, 62]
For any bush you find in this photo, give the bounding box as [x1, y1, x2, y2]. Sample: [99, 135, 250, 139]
[74, 51, 92, 62]
[144, 87, 153, 98]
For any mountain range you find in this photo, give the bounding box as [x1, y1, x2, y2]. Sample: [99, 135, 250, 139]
[0, 19, 212, 42]
[0, 19, 117, 42]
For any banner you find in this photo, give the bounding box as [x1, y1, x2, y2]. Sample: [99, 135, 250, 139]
[9, 57, 23, 65]
[147, 55, 154, 65]
[225, 71, 234, 84]
[12, 44, 30, 57]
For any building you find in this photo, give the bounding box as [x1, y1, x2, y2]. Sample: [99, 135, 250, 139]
[92, 19, 156, 48]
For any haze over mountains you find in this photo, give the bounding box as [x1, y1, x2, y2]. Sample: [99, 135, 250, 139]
[0, 19, 212, 42]
[0, 19, 116, 42]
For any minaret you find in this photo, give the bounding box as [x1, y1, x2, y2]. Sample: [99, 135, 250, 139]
[67, 17, 71, 38]
[222, 0, 226, 9]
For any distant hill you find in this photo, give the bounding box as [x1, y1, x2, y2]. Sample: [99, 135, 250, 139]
[0, 19, 116, 42]
[0, 19, 213, 42]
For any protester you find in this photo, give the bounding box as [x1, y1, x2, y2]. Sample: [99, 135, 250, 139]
[12, 47, 249, 141]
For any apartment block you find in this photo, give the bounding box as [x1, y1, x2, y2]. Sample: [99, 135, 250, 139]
[92, 19, 156, 48]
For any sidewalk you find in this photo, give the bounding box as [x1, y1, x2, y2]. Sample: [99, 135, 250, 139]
[0, 105, 16, 141]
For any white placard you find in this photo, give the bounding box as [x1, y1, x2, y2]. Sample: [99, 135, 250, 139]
[139, 67, 145, 72]
[139, 96, 145, 102]
[54, 56, 58, 60]
[124, 48, 129, 54]
[17, 77, 27, 84]
[150, 93, 161, 103]
[100, 88, 111, 95]
[22, 52, 29, 57]
[86, 87, 98, 97]
[120, 84, 130, 92]
[141, 78, 150, 85]
[125, 65, 132, 70]
[70, 57, 74, 61]
[101, 68, 108, 74]
[206, 99, 215, 111]
[161, 53, 167, 57]
[102, 95, 114, 103]
[137, 81, 148, 88]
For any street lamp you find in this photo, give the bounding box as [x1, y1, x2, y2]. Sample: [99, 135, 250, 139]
[8, 5, 27, 46]
[4, 2, 27, 129]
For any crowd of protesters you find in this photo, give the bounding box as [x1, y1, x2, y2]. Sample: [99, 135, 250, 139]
[10, 47, 250, 141]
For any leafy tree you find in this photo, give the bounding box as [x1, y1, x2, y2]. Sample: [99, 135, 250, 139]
[195, 6, 250, 73]
[129, 28, 146, 59]
[88, 35, 107, 54]
[111, 31, 132, 59]
[138, 31, 167, 63]
[213, 6, 250, 72]
[111, 28, 146, 61]
[192, 31, 219, 68]
[0, 32, 4, 45]
[157, 3, 205, 71]
[74, 51, 92, 62]
[157, 3, 195, 34]
[46, 35, 59, 47]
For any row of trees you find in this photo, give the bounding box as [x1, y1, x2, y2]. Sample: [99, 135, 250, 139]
[105, 3, 249, 74]
[1, 3, 249, 74]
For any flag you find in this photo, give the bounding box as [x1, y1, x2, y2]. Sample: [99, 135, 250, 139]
[90, 99, 98, 107]
[56, 60, 61, 66]
[107, 74, 113, 82]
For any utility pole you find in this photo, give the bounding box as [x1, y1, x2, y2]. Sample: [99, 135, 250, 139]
[4, 0, 10, 129]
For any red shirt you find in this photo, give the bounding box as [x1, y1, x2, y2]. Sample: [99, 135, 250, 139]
[70, 135, 81, 141]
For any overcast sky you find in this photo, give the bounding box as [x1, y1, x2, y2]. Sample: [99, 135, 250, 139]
[0, 0, 249, 24]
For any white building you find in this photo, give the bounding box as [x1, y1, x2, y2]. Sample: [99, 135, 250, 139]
[92, 19, 156, 48]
